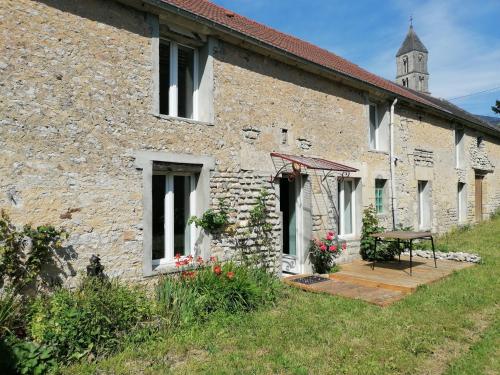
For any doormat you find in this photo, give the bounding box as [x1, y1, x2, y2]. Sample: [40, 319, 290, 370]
[292, 275, 329, 285]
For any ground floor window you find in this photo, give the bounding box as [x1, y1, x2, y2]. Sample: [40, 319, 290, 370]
[418, 180, 431, 229]
[458, 182, 466, 222]
[152, 173, 196, 265]
[375, 179, 386, 214]
[338, 179, 356, 236]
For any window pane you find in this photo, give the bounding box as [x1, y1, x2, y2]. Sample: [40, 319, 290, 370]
[152, 175, 166, 260]
[375, 179, 385, 214]
[344, 181, 353, 234]
[178, 46, 194, 119]
[159, 42, 170, 115]
[369, 105, 377, 148]
[173, 176, 191, 256]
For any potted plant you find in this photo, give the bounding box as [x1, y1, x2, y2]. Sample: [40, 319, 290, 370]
[308, 231, 346, 274]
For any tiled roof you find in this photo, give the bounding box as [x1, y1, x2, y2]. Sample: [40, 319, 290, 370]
[159, 0, 499, 135]
[396, 26, 428, 56]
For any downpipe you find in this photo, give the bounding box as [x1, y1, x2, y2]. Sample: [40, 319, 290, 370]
[390, 98, 398, 230]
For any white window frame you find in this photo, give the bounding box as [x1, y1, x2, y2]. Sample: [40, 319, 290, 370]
[163, 41, 199, 120]
[455, 127, 465, 168]
[458, 183, 466, 223]
[418, 180, 430, 230]
[368, 103, 379, 150]
[152, 172, 196, 267]
[338, 179, 356, 237]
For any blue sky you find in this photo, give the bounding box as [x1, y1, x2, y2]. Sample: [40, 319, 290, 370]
[212, 0, 500, 116]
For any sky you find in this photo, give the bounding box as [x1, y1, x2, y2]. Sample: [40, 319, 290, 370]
[211, 0, 500, 116]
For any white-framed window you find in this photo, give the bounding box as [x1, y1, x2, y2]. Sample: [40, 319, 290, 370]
[152, 173, 197, 265]
[375, 179, 387, 214]
[418, 180, 431, 230]
[455, 127, 465, 168]
[369, 103, 379, 150]
[159, 41, 199, 120]
[338, 179, 356, 236]
[458, 182, 467, 223]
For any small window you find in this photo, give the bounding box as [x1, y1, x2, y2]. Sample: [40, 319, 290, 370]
[152, 173, 196, 265]
[477, 136, 484, 148]
[403, 56, 408, 74]
[375, 179, 386, 214]
[338, 179, 357, 236]
[418, 180, 431, 229]
[458, 183, 466, 222]
[369, 103, 379, 150]
[159, 41, 198, 119]
[455, 128, 464, 168]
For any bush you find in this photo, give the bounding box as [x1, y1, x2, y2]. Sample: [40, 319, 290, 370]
[157, 257, 281, 325]
[0, 336, 57, 375]
[0, 210, 67, 291]
[360, 205, 399, 261]
[308, 231, 346, 274]
[28, 277, 156, 363]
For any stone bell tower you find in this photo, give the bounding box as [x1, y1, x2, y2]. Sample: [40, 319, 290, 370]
[396, 20, 430, 94]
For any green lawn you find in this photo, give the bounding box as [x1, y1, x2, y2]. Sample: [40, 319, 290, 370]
[66, 217, 500, 375]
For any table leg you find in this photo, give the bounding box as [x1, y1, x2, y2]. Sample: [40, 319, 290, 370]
[397, 239, 401, 262]
[431, 236, 437, 268]
[409, 239, 413, 276]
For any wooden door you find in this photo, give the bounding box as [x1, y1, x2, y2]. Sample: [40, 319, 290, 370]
[475, 175, 483, 222]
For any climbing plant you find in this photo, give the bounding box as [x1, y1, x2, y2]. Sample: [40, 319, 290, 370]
[189, 199, 230, 234]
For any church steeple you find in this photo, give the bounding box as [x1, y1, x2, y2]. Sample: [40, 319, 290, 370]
[396, 22, 430, 93]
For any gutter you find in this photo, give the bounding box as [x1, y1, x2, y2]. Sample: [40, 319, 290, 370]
[389, 98, 398, 230]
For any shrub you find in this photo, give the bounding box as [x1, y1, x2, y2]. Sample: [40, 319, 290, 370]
[308, 231, 346, 274]
[1, 336, 57, 375]
[360, 205, 400, 261]
[0, 210, 67, 291]
[28, 277, 156, 363]
[157, 256, 281, 325]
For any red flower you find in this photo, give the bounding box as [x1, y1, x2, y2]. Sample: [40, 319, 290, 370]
[328, 231, 335, 237]
[326, 234, 333, 240]
[210, 256, 217, 262]
[175, 253, 181, 260]
[175, 261, 181, 268]
[329, 245, 337, 252]
[213, 265, 222, 275]
[187, 254, 193, 262]
[342, 242, 347, 251]
[197, 256, 204, 265]
[226, 271, 235, 280]
[320, 244, 327, 252]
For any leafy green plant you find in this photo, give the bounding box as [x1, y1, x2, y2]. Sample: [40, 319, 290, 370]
[28, 277, 156, 363]
[8, 337, 57, 375]
[157, 257, 281, 325]
[189, 199, 229, 233]
[360, 205, 399, 261]
[0, 210, 67, 290]
[0, 289, 20, 338]
[308, 231, 346, 274]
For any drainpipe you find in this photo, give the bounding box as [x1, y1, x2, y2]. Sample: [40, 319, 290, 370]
[390, 98, 398, 230]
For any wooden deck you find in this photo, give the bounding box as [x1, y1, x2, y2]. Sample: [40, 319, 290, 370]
[284, 256, 474, 306]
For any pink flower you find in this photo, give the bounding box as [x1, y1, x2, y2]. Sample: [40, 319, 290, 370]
[326, 234, 333, 240]
[329, 245, 337, 252]
[320, 244, 327, 252]
[175, 261, 181, 268]
[342, 242, 347, 251]
[328, 231, 335, 237]
[175, 253, 181, 260]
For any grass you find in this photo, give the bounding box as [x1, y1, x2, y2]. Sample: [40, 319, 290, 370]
[65, 217, 500, 374]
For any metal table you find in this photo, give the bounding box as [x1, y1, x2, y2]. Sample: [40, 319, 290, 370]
[370, 231, 437, 275]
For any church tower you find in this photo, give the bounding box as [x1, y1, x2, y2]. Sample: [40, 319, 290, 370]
[396, 22, 430, 93]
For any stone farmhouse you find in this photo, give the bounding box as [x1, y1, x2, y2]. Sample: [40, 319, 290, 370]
[1, 0, 499, 281]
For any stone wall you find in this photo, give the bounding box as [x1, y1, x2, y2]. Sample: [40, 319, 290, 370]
[1, 0, 498, 283]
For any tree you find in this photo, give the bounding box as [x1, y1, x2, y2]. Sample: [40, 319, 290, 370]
[493, 100, 500, 115]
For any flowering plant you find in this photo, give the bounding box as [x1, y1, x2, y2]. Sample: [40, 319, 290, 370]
[308, 231, 346, 274]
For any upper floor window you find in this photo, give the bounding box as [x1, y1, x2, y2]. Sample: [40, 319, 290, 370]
[159, 41, 199, 120]
[368, 103, 389, 151]
[455, 127, 465, 168]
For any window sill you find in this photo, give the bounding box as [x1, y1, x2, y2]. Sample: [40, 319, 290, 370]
[152, 113, 214, 127]
[367, 149, 389, 155]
